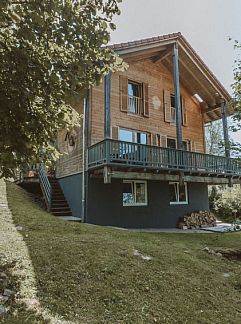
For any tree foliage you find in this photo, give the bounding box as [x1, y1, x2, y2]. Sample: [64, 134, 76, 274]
[0, 0, 124, 177]
[232, 40, 241, 118]
[205, 120, 224, 156]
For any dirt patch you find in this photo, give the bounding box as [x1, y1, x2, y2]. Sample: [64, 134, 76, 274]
[215, 248, 241, 261]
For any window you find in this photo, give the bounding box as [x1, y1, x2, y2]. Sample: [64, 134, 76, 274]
[119, 128, 147, 144]
[182, 140, 191, 151]
[123, 180, 147, 206]
[119, 129, 133, 143]
[167, 138, 190, 151]
[128, 81, 142, 115]
[119, 75, 149, 117]
[169, 182, 188, 205]
[170, 94, 182, 123]
[167, 138, 177, 149]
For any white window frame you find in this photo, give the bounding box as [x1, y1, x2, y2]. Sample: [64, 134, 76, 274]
[169, 182, 188, 205]
[123, 180, 148, 206]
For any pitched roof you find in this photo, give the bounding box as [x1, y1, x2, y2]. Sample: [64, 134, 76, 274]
[110, 33, 232, 122]
[110, 32, 181, 51]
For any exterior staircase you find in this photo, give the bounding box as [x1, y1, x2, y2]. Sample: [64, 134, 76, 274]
[48, 177, 72, 217]
[16, 164, 73, 217]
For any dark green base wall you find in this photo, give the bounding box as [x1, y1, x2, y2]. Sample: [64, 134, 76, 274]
[87, 178, 209, 228]
[58, 173, 83, 218]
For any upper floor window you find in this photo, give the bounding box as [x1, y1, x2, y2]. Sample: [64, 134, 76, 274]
[128, 81, 142, 115]
[164, 90, 187, 126]
[119, 75, 149, 117]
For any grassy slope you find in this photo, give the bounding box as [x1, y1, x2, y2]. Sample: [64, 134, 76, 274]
[4, 181, 241, 323]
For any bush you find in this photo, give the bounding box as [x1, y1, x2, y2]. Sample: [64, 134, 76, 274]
[209, 185, 241, 222]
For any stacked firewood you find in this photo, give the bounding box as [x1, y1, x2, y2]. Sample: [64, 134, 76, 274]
[177, 211, 216, 229]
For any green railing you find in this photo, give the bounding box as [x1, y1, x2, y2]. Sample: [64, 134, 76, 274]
[88, 139, 241, 176]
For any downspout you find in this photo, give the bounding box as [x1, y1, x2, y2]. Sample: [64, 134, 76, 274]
[81, 96, 87, 222]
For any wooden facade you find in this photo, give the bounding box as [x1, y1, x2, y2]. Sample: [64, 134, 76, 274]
[90, 59, 205, 152]
[53, 33, 241, 227]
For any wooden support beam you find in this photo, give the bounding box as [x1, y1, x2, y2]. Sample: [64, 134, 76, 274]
[153, 46, 173, 63]
[109, 171, 241, 185]
[104, 72, 112, 138]
[178, 57, 215, 104]
[172, 43, 183, 150]
[179, 171, 184, 185]
[201, 103, 221, 114]
[103, 166, 112, 184]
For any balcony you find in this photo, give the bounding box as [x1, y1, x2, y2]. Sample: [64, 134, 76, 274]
[88, 139, 241, 177]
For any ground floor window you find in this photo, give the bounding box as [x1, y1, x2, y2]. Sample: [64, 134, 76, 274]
[123, 180, 147, 206]
[169, 182, 188, 205]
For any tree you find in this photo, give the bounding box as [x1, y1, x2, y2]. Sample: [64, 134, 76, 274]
[205, 120, 224, 155]
[0, 0, 124, 178]
[232, 40, 241, 118]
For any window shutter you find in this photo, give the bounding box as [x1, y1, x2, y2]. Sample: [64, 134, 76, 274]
[119, 75, 128, 112]
[182, 97, 188, 126]
[143, 83, 149, 117]
[147, 133, 152, 145]
[152, 134, 158, 146]
[160, 135, 167, 148]
[190, 141, 197, 152]
[112, 126, 119, 139]
[163, 90, 171, 122]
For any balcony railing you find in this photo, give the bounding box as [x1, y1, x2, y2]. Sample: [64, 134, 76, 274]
[88, 139, 241, 176]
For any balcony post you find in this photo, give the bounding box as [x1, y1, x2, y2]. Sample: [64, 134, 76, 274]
[104, 72, 112, 139]
[172, 43, 183, 150]
[221, 100, 230, 158]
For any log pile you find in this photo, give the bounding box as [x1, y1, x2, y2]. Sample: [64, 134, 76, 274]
[177, 211, 216, 229]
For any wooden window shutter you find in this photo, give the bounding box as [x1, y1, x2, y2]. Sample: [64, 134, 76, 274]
[119, 75, 128, 112]
[143, 83, 149, 117]
[163, 90, 171, 122]
[152, 134, 158, 146]
[147, 133, 152, 145]
[190, 141, 197, 152]
[160, 135, 167, 148]
[112, 126, 119, 139]
[182, 97, 188, 126]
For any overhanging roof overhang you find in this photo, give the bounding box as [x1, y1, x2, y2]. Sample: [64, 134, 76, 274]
[110, 33, 232, 123]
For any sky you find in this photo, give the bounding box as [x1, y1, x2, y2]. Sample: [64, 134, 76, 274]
[110, 0, 241, 142]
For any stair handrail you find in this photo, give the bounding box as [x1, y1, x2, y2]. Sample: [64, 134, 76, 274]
[37, 163, 52, 211]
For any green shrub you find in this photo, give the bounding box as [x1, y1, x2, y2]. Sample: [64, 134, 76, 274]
[209, 185, 241, 222]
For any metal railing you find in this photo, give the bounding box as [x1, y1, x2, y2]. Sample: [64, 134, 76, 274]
[128, 95, 142, 115]
[88, 139, 241, 176]
[37, 164, 52, 211]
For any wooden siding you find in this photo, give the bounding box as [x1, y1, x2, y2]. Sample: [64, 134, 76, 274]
[90, 58, 205, 153]
[56, 101, 84, 178]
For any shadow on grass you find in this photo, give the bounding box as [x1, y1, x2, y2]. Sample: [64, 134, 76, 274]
[0, 262, 48, 324]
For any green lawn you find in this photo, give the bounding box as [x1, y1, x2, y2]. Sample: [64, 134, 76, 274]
[3, 181, 241, 323]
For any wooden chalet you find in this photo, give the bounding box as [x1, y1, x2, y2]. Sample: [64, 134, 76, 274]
[49, 32, 240, 227]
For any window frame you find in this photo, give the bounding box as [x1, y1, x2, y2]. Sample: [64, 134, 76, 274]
[119, 128, 148, 145]
[127, 80, 143, 116]
[170, 94, 183, 124]
[169, 182, 188, 205]
[166, 137, 191, 151]
[123, 180, 148, 207]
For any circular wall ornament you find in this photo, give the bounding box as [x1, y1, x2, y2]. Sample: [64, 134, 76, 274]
[65, 129, 77, 153]
[152, 96, 161, 110]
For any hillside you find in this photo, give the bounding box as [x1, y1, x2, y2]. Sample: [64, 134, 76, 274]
[2, 181, 241, 323]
